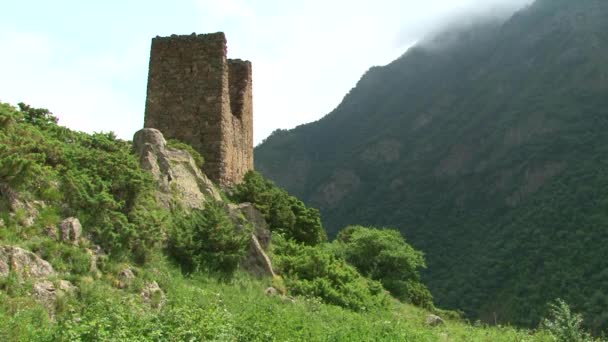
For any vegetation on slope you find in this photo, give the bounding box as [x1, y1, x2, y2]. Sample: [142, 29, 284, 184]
[0, 102, 595, 340]
[255, 0, 608, 333]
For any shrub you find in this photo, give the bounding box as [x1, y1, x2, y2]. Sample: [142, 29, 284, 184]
[168, 202, 250, 276]
[0, 103, 167, 261]
[334, 225, 433, 308]
[272, 235, 388, 311]
[232, 171, 326, 245]
[540, 299, 592, 342]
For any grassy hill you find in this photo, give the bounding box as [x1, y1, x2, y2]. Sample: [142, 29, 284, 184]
[0, 102, 572, 340]
[255, 0, 608, 333]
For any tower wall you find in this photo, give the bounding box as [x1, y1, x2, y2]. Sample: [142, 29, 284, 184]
[144, 32, 253, 186]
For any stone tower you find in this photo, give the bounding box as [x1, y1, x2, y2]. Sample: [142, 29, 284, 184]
[144, 32, 253, 187]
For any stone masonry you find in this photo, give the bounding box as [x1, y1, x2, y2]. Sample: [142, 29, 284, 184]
[144, 32, 253, 186]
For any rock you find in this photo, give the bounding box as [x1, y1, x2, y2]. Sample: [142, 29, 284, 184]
[133, 128, 221, 209]
[0, 185, 42, 227]
[141, 281, 166, 309]
[228, 203, 276, 278]
[264, 287, 278, 296]
[117, 268, 135, 289]
[426, 314, 445, 327]
[33, 279, 77, 316]
[44, 225, 58, 240]
[245, 233, 276, 278]
[84, 247, 104, 275]
[60, 217, 82, 244]
[0, 245, 55, 279]
[32, 280, 57, 312]
[238, 203, 271, 249]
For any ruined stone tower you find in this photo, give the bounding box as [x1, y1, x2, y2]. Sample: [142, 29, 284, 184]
[144, 32, 253, 186]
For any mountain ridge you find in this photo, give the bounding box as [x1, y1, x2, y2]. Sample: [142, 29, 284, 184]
[255, 0, 608, 331]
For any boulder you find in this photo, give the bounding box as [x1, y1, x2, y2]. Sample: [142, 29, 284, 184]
[60, 217, 82, 245]
[141, 281, 166, 309]
[0, 245, 55, 279]
[426, 314, 445, 327]
[133, 128, 221, 209]
[228, 203, 276, 278]
[238, 203, 271, 249]
[117, 267, 135, 289]
[33, 279, 77, 315]
[264, 287, 279, 296]
[32, 280, 57, 311]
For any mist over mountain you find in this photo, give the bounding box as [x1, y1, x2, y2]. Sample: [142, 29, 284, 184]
[255, 0, 608, 331]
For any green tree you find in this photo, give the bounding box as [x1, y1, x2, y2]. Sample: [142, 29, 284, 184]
[272, 235, 388, 311]
[334, 226, 433, 308]
[168, 202, 250, 276]
[232, 171, 326, 245]
[541, 299, 592, 342]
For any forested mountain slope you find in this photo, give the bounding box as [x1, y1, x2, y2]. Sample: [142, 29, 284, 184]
[255, 0, 608, 331]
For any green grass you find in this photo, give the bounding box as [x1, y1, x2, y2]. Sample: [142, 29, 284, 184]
[0, 253, 553, 341]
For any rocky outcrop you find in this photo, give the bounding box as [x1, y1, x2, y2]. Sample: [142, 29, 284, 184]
[0, 245, 55, 279]
[0, 246, 78, 317]
[60, 217, 82, 245]
[133, 128, 221, 210]
[141, 281, 166, 309]
[33, 279, 77, 315]
[0, 184, 43, 227]
[228, 203, 275, 278]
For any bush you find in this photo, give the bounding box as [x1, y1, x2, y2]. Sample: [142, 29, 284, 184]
[540, 299, 592, 342]
[0, 103, 167, 261]
[334, 226, 433, 308]
[232, 171, 326, 245]
[168, 202, 250, 276]
[272, 235, 388, 311]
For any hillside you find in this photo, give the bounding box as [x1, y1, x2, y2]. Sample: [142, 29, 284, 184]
[255, 0, 608, 333]
[1, 102, 574, 340]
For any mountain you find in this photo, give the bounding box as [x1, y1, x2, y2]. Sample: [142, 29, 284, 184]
[255, 0, 608, 332]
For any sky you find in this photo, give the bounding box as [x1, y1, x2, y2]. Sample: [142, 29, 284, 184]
[0, 0, 533, 145]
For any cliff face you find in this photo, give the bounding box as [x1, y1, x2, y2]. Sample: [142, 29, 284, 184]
[255, 0, 608, 331]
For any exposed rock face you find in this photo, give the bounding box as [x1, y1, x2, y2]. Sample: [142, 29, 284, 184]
[0, 245, 55, 279]
[141, 281, 166, 309]
[33, 279, 77, 316]
[238, 203, 271, 249]
[228, 203, 275, 278]
[133, 128, 221, 209]
[144, 32, 253, 187]
[60, 217, 82, 245]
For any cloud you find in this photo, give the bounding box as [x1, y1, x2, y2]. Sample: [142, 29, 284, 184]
[395, 0, 535, 47]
